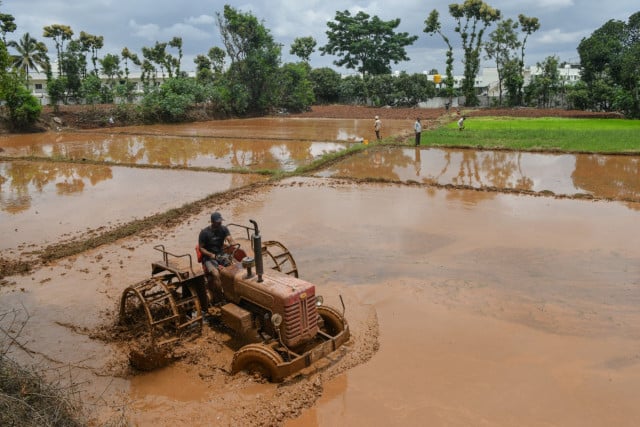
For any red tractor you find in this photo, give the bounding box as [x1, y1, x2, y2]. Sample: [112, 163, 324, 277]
[119, 220, 350, 382]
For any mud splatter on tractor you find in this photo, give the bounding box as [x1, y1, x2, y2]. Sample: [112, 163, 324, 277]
[119, 220, 350, 381]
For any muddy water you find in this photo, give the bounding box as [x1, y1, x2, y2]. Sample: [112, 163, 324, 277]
[0, 160, 267, 252]
[1, 118, 639, 426]
[318, 146, 640, 201]
[0, 132, 351, 171]
[0, 118, 411, 170]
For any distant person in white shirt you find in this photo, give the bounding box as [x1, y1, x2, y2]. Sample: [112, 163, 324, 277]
[414, 118, 422, 146]
[457, 116, 466, 131]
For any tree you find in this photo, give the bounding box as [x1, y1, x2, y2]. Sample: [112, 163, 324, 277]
[100, 53, 120, 86]
[42, 24, 73, 76]
[216, 4, 282, 113]
[0, 11, 16, 44]
[208, 46, 226, 74]
[290, 36, 316, 63]
[7, 33, 49, 85]
[394, 72, 436, 106]
[78, 31, 103, 75]
[525, 55, 561, 107]
[168, 36, 183, 77]
[424, 10, 455, 99]
[484, 18, 519, 105]
[320, 10, 417, 78]
[309, 67, 341, 104]
[0, 38, 42, 130]
[274, 62, 314, 112]
[515, 14, 541, 104]
[426, 1, 501, 106]
[578, 12, 640, 117]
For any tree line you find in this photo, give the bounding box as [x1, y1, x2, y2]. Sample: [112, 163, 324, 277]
[0, 1, 638, 131]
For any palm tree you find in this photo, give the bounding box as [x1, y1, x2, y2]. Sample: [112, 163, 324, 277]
[8, 32, 49, 86]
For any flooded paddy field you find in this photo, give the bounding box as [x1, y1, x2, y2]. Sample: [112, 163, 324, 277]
[0, 114, 639, 426]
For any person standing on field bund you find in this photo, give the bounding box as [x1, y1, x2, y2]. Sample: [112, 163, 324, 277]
[374, 115, 382, 140]
[458, 115, 466, 131]
[414, 118, 422, 146]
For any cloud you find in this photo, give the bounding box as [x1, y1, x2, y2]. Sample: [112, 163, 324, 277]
[186, 15, 216, 26]
[537, 28, 587, 45]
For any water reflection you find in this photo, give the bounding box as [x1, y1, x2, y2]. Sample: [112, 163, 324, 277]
[318, 147, 640, 202]
[0, 133, 352, 171]
[0, 161, 268, 250]
[0, 161, 113, 213]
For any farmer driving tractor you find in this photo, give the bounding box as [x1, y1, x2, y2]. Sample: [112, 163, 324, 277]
[198, 211, 236, 305]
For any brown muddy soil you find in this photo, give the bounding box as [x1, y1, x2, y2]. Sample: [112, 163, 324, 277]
[289, 104, 623, 120]
[17, 103, 622, 134]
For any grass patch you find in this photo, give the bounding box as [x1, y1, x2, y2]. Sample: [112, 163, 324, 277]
[427, 117, 640, 153]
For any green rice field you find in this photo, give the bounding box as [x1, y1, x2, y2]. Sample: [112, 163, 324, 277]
[428, 117, 640, 153]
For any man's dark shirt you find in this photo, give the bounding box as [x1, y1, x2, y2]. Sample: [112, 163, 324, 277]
[198, 225, 230, 261]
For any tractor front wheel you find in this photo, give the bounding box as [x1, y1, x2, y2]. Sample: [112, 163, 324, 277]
[317, 305, 346, 337]
[231, 343, 284, 382]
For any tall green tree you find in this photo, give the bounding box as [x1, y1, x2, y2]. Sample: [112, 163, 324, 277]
[320, 10, 418, 78]
[7, 33, 49, 85]
[426, 0, 501, 106]
[525, 55, 561, 107]
[216, 4, 282, 114]
[515, 14, 541, 104]
[79, 31, 103, 75]
[309, 67, 341, 104]
[290, 36, 316, 63]
[484, 18, 519, 105]
[168, 36, 183, 77]
[208, 46, 226, 74]
[424, 10, 455, 99]
[42, 24, 73, 76]
[578, 12, 640, 117]
[0, 11, 16, 44]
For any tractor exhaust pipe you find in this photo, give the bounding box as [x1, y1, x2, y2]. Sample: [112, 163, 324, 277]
[250, 219, 264, 282]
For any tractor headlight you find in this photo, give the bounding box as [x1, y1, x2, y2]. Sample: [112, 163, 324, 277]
[271, 313, 283, 327]
[316, 295, 324, 307]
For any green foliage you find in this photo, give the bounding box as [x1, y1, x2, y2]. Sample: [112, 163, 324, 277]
[79, 73, 103, 104]
[426, 1, 503, 104]
[366, 74, 396, 106]
[290, 36, 316, 63]
[429, 117, 640, 153]
[578, 12, 640, 117]
[46, 76, 67, 109]
[393, 72, 436, 106]
[140, 77, 203, 122]
[274, 62, 314, 112]
[2, 73, 42, 130]
[309, 67, 341, 104]
[338, 75, 367, 104]
[320, 10, 417, 77]
[525, 55, 562, 107]
[424, 10, 455, 98]
[216, 5, 281, 114]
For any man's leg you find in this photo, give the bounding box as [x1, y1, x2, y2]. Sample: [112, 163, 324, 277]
[204, 260, 224, 305]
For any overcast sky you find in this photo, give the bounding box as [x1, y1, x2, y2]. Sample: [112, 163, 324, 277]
[3, 0, 638, 75]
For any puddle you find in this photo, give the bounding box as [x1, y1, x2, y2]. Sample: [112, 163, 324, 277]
[0, 160, 267, 251]
[0, 118, 412, 171]
[97, 117, 411, 142]
[317, 147, 640, 201]
[0, 132, 351, 171]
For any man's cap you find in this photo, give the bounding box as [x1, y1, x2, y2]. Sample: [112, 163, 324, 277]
[375, 115, 379, 119]
[211, 212, 223, 222]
